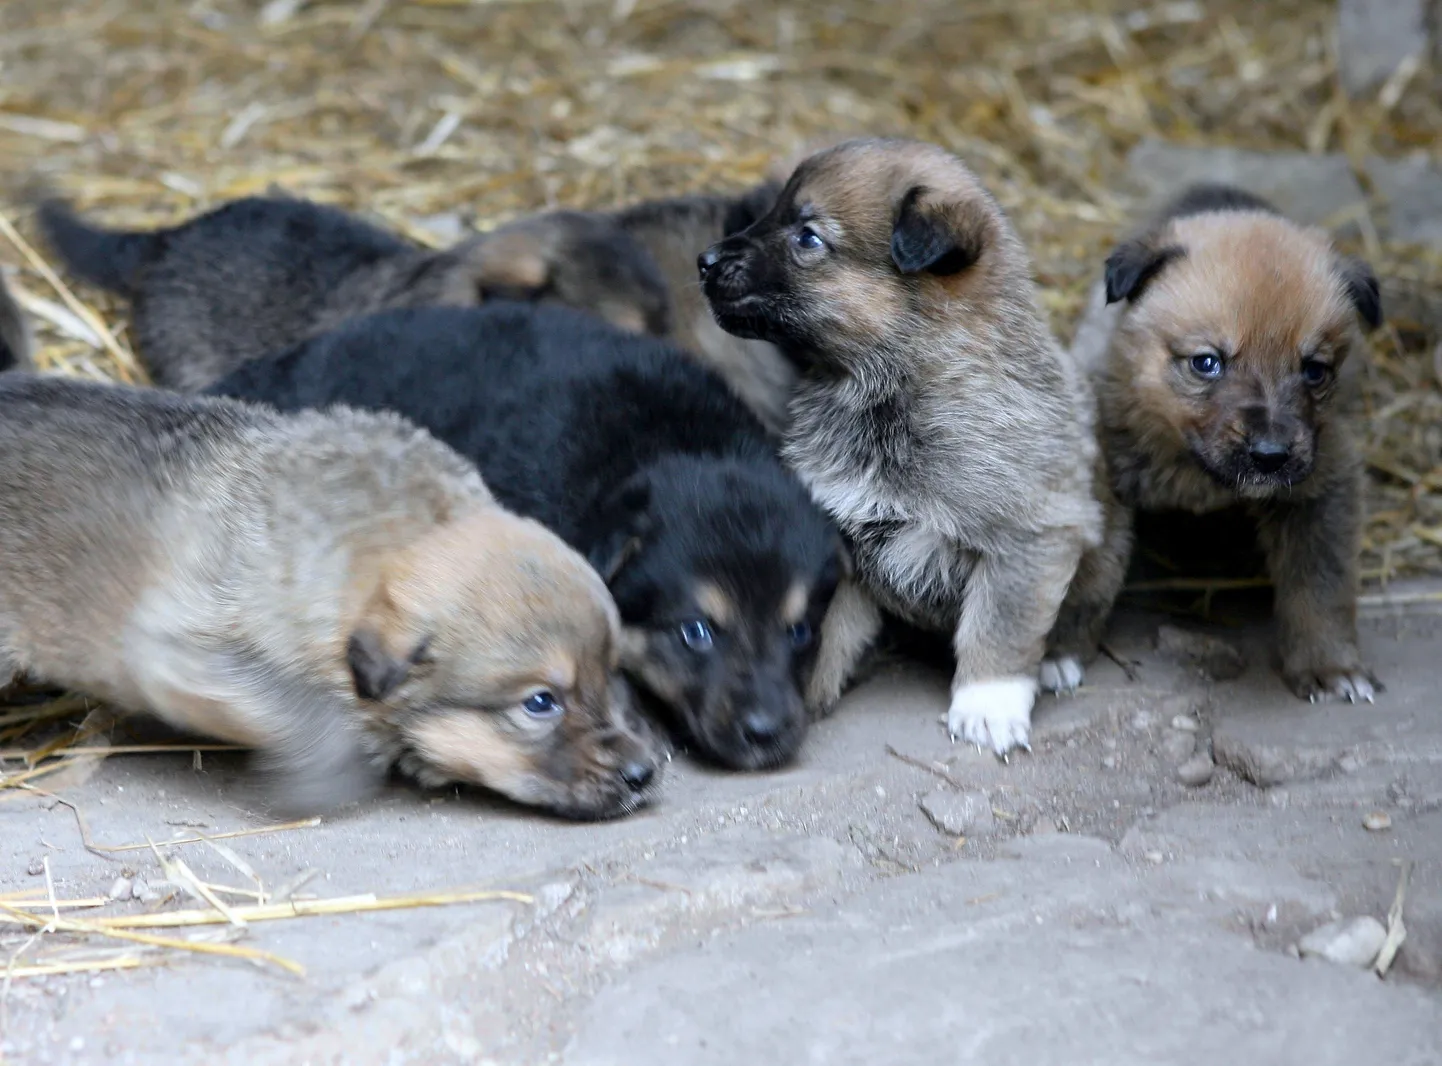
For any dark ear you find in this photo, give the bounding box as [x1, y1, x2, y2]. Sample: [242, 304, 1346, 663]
[890, 185, 987, 277]
[722, 181, 783, 236]
[588, 477, 654, 584]
[1103, 238, 1185, 305]
[1337, 256, 1382, 330]
[347, 629, 431, 701]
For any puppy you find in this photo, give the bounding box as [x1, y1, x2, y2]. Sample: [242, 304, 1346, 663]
[0, 270, 33, 372]
[207, 303, 846, 772]
[36, 195, 669, 390]
[0, 374, 663, 818]
[699, 137, 1103, 755]
[1054, 183, 1382, 702]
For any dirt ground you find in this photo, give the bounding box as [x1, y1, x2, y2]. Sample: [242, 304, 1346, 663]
[1, 1, 1441, 1062]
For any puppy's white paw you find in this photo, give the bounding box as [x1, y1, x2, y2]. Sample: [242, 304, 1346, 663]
[1038, 655, 1084, 694]
[947, 676, 1037, 756]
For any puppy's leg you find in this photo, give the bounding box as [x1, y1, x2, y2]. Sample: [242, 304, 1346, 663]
[805, 577, 884, 717]
[1254, 453, 1378, 703]
[1041, 491, 1134, 693]
[948, 531, 1084, 754]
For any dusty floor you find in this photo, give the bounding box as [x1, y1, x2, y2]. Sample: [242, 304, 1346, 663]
[2, 588, 1439, 1064]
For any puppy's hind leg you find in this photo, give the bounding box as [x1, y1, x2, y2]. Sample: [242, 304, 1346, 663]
[1042, 491, 1134, 694]
[805, 577, 884, 718]
[948, 531, 1085, 756]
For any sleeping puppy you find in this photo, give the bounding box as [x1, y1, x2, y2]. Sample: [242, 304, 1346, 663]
[207, 303, 845, 772]
[1055, 183, 1383, 702]
[0, 270, 33, 372]
[36, 194, 669, 391]
[698, 137, 1103, 756]
[0, 374, 663, 818]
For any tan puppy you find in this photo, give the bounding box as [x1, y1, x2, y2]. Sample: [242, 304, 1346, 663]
[698, 138, 1103, 755]
[0, 374, 664, 817]
[0, 270, 32, 372]
[1054, 183, 1382, 701]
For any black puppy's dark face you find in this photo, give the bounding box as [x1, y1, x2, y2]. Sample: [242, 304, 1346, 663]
[592, 460, 843, 771]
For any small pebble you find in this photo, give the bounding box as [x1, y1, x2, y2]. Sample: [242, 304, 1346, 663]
[1362, 811, 1392, 832]
[26, 859, 44, 877]
[1100, 755, 1118, 771]
[131, 878, 161, 904]
[1144, 850, 1165, 865]
[1161, 729, 1196, 764]
[1176, 752, 1215, 788]
[1170, 715, 1200, 733]
[1298, 916, 1387, 968]
[1128, 710, 1157, 733]
[69, 1037, 85, 1053]
[108, 877, 133, 902]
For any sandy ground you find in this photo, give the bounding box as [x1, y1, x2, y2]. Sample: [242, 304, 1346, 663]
[1, 584, 1439, 1064]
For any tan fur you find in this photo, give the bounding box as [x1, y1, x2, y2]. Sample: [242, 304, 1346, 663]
[1055, 196, 1380, 702]
[699, 138, 1103, 754]
[693, 582, 738, 631]
[0, 375, 664, 817]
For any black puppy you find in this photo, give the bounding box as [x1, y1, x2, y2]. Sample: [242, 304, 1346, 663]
[38, 195, 670, 391]
[209, 303, 845, 771]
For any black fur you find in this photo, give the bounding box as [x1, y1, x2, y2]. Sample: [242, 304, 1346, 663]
[1337, 256, 1383, 330]
[208, 303, 843, 771]
[36, 199, 169, 298]
[1103, 239, 1186, 305]
[0, 274, 30, 373]
[1159, 182, 1279, 223]
[889, 186, 981, 276]
[720, 181, 784, 238]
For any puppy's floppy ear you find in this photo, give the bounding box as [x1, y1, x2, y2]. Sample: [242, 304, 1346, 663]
[890, 185, 988, 277]
[722, 181, 783, 236]
[1103, 238, 1185, 304]
[1336, 255, 1382, 330]
[346, 582, 434, 702]
[589, 475, 654, 584]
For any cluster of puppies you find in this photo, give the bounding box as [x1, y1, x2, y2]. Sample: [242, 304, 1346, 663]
[0, 136, 1383, 822]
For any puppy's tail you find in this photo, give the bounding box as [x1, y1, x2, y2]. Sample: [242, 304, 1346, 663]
[35, 198, 163, 298]
[0, 273, 34, 373]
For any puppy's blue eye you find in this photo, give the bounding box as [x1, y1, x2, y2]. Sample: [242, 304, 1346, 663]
[793, 226, 824, 251]
[1189, 353, 1224, 379]
[1300, 358, 1331, 387]
[787, 621, 813, 649]
[522, 691, 562, 718]
[679, 619, 714, 652]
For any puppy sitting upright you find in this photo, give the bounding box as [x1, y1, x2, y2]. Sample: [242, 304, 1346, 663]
[699, 138, 1103, 755]
[1054, 183, 1382, 702]
[207, 302, 845, 773]
[37, 194, 669, 391]
[0, 374, 663, 818]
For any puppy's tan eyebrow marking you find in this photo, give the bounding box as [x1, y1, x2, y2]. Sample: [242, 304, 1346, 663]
[693, 581, 736, 629]
[780, 581, 809, 626]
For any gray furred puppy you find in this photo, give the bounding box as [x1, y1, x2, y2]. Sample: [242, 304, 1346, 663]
[1055, 182, 1382, 702]
[0, 374, 663, 818]
[0, 270, 33, 372]
[36, 195, 669, 391]
[699, 138, 1103, 755]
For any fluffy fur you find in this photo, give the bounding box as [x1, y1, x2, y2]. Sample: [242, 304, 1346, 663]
[699, 137, 1103, 755]
[1057, 182, 1382, 702]
[36, 194, 669, 391]
[0, 374, 663, 818]
[206, 303, 845, 772]
[0, 271, 33, 372]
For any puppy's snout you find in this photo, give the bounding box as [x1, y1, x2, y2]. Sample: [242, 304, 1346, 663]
[697, 246, 723, 279]
[740, 708, 787, 745]
[1248, 436, 1291, 474]
[619, 759, 655, 792]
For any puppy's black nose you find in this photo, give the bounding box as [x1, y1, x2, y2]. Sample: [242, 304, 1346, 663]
[619, 761, 655, 791]
[1248, 438, 1291, 473]
[697, 246, 722, 279]
[740, 710, 785, 745]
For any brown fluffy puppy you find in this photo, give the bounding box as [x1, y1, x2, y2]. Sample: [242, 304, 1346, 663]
[0, 270, 33, 372]
[1054, 183, 1383, 702]
[0, 374, 664, 817]
[699, 138, 1103, 755]
[36, 195, 669, 392]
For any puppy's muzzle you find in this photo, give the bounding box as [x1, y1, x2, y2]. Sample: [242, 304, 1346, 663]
[1247, 436, 1291, 475]
[696, 238, 754, 302]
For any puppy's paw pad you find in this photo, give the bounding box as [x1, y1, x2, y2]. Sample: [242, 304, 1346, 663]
[946, 676, 1037, 756]
[1039, 655, 1084, 694]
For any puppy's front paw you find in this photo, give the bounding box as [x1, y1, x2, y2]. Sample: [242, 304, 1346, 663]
[1284, 664, 1383, 704]
[1038, 655, 1084, 694]
[946, 676, 1037, 756]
